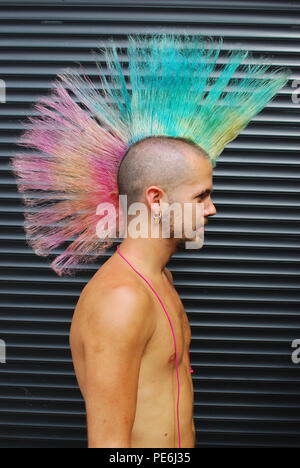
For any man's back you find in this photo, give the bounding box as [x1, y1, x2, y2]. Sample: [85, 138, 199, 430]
[69, 251, 195, 448]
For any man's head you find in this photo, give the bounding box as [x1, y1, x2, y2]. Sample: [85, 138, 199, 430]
[117, 135, 217, 247]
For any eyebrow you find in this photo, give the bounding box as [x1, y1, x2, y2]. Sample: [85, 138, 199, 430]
[194, 187, 213, 197]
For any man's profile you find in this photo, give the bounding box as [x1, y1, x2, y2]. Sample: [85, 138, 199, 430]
[69, 136, 217, 448]
[10, 32, 289, 449]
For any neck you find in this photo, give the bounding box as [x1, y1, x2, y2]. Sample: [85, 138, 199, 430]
[116, 236, 176, 279]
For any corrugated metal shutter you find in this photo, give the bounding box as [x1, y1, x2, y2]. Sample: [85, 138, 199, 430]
[1, 0, 299, 448]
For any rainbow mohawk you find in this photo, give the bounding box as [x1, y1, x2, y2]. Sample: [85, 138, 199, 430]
[10, 32, 290, 276]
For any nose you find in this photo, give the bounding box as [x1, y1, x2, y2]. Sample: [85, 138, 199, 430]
[205, 197, 217, 218]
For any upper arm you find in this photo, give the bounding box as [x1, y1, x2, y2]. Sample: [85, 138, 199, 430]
[83, 285, 154, 448]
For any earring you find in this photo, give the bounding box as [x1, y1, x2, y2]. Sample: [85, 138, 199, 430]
[152, 202, 162, 224]
[152, 211, 162, 224]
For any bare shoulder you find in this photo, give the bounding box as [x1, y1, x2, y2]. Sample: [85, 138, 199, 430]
[75, 281, 156, 350]
[88, 283, 153, 323]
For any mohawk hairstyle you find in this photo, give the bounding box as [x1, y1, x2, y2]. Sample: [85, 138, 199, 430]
[10, 32, 290, 276]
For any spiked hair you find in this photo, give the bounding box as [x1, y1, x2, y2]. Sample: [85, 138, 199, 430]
[10, 32, 290, 276]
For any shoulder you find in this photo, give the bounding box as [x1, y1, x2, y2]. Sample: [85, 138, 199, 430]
[82, 283, 156, 346]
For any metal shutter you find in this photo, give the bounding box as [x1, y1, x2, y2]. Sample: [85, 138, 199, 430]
[1, 0, 299, 448]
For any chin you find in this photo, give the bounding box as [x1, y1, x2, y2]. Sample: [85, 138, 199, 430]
[176, 235, 203, 251]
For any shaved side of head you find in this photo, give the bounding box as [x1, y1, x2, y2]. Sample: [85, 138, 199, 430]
[117, 135, 210, 207]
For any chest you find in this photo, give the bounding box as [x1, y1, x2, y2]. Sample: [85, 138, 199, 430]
[142, 278, 191, 370]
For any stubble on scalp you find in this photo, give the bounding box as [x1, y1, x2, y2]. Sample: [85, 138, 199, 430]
[117, 135, 209, 209]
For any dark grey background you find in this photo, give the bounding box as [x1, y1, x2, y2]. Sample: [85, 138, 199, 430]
[0, 0, 300, 448]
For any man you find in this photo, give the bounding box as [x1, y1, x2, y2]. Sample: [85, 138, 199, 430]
[69, 135, 217, 448]
[11, 32, 288, 449]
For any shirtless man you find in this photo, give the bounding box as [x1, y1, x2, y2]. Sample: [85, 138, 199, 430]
[69, 136, 217, 448]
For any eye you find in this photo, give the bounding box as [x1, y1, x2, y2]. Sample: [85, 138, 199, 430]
[195, 189, 213, 201]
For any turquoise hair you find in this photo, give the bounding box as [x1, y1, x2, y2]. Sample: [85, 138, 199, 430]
[96, 32, 290, 166]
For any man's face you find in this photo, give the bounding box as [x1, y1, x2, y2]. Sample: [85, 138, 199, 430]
[164, 151, 217, 248]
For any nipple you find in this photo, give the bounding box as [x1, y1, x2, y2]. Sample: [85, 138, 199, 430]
[188, 350, 194, 373]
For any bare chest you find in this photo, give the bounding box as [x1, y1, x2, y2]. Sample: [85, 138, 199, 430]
[142, 279, 191, 371]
